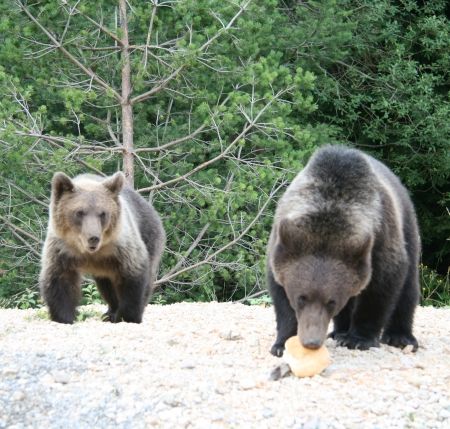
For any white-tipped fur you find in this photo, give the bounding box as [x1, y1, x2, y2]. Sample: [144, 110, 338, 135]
[40, 171, 165, 324]
[266, 145, 421, 355]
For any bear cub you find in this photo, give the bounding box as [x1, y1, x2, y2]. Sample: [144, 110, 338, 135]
[40, 172, 165, 324]
[267, 145, 420, 356]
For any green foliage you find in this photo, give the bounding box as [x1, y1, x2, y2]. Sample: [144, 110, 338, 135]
[0, 0, 448, 308]
[244, 293, 272, 307]
[16, 288, 41, 309]
[81, 283, 103, 306]
[76, 307, 103, 322]
[0, 0, 322, 306]
[287, 0, 450, 273]
[421, 265, 450, 307]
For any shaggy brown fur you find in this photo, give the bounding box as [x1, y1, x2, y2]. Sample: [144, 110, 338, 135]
[40, 172, 165, 324]
[267, 146, 420, 356]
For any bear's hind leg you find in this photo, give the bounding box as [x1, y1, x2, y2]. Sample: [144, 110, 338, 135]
[267, 267, 297, 357]
[95, 277, 119, 322]
[381, 263, 419, 351]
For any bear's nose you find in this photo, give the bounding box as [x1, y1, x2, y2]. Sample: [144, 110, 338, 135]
[88, 236, 100, 246]
[302, 338, 322, 350]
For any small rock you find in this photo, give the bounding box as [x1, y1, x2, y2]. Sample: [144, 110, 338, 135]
[262, 408, 274, 418]
[2, 367, 18, 377]
[405, 374, 423, 388]
[180, 360, 196, 370]
[302, 417, 321, 429]
[214, 382, 228, 395]
[11, 391, 25, 401]
[163, 394, 184, 407]
[269, 363, 291, 381]
[211, 412, 224, 422]
[239, 378, 256, 390]
[219, 330, 243, 341]
[439, 409, 450, 420]
[51, 371, 70, 384]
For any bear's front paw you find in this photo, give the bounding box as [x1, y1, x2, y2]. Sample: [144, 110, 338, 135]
[334, 332, 379, 350]
[381, 332, 418, 352]
[101, 311, 115, 322]
[270, 342, 285, 357]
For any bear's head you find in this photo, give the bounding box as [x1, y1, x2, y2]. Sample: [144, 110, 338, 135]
[50, 172, 125, 254]
[272, 217, 373, 350]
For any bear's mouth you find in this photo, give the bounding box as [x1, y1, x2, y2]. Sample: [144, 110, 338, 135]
[86, 244, 100, 253]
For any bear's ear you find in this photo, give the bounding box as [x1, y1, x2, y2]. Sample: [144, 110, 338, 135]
[278, 217, 306, 253]
[344, 235, 373, 270]
[103, 172, 125, 195]
[52, 172, 74, 201]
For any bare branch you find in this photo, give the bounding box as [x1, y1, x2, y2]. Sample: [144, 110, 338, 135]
[131, 1, 251, 105]
[135, 93, 231, 153]
[199, 0, 251, 53]
[155, 180, 286, 285]
[0, 215, 42, 245]
[17, 0, 121, 102]
[70, 3, 124, 46]
[134, 123, 207, 153]
[235, 290, 269, 304]
[106, 110, 122, 148]
[13, 130, 106, 175]
[142, 0, 158, 69]
[131, 66, 183, 105]
[138, 86, 293, 192]
[161, 222, 210, 279]
[6, 181, 49, 208]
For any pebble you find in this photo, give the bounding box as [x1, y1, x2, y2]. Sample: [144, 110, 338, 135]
[439, 409, 450, 420]
[262, 408, 274, 418]
[180, 360, 196, 369]
[11, 391, 25, 401]
[214, 382, 228, 395]
[239, 378, 257, 390]
[51, 371, 71, 384]
[2, 368, 19, 377]
[219, 330, 243, 341]
[0, 304, 449, 429]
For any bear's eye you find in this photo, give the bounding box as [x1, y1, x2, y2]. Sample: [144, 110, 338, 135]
[75, 210, 85, 218]
[99, 211, 106, 220]
[297, 295, 307, 308]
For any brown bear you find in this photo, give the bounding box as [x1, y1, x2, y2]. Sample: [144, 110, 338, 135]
[267, 145, 420, 356]
[39, 172, 165, 324]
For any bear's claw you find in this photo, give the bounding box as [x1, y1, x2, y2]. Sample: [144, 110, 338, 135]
[334, 332, 380, 350]
[381, 332, 418, 351]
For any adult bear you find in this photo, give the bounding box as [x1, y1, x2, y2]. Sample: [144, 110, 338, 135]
[40, 172, 165, 324]
[267, 145, 420, 356]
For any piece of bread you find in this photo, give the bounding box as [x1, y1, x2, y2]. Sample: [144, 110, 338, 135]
[283, 336, 331, 377]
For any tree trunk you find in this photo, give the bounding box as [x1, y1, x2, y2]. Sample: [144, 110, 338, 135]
[119, 0, 134, 188]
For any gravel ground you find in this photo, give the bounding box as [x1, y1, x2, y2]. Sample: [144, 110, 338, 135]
[0, 303, 449, 429]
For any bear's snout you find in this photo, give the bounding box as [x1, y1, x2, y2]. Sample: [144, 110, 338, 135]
[297, 303, 330, 350]
[301, 338, 322, 350]
[88, 236, 100, 251]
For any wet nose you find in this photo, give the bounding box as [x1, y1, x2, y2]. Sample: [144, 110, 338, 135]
[302, 338, 322, 350]
[88, 236, 100, 246]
